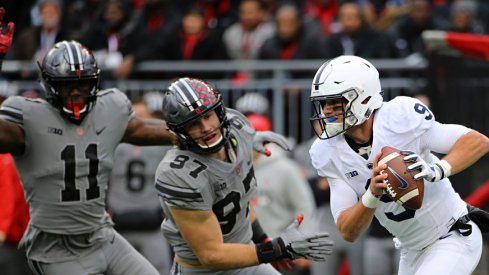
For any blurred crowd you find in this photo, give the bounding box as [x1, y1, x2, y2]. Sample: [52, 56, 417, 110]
[3, 0, 489, 81]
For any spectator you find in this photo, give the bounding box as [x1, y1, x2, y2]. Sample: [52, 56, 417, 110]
[360, 0, 408, 31]
[12, 0, 69, 79]
[160, 6, 229, 79]
[387, 0, 447, 57]
[302, 0, 339, 35]
[223, 0, 274, 61]
[325, 2, 398, 59]
[223, 0, 274, 83]
[163, 6, 228, 61]
[80, 0, 151, 79]
[259, 4, 326, 61]
[447, 0, 485, 33]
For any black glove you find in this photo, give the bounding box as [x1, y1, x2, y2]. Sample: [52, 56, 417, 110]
[252, 220, 293, 271]
[256, 214, 333, 263]
[253, 131, 292, 156]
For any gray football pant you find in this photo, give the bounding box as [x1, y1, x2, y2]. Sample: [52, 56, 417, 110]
[171, 261, 280, 275]
[27, 230, 159, 275]
[120, 229, 172, 275]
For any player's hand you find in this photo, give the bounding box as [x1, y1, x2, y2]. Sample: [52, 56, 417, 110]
[401, 151, 441, 182]
[0, 7, 14, 56]
[264, 237, 293, 272]
[370, 151, 388, 196]
[253, 131, 292, 156]
[277, 214, 333, 261]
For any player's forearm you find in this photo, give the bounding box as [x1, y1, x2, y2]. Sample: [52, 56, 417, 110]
[123, 118, 174, 146]
[444, 130, 489, 176]
[197, 243, 260, 270]
[336, 202, 375, 242]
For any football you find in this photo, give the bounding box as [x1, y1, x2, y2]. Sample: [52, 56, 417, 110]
[378, 146, 424, 210]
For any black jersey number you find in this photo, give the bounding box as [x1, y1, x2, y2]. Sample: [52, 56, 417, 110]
[61, 144, 100, 202]
[213, 191, 241, 235]
[365, 179, 416, 222]
[170, 155, 207, 178]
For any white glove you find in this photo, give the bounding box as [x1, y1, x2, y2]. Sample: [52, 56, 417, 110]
[401, 151, 451, 182]
[253, 131, 293, 156]
[278, 215, 333, 261]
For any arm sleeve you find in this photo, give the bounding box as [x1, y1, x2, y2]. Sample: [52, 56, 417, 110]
[419, 121, 471, 154]
[329, 178, 359, 224]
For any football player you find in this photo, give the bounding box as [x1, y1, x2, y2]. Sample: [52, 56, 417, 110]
[0, 21, 175, 275]
[309, 55, 489, 274]
[107, 99, 172, 275]
[155, 77, 334, 274]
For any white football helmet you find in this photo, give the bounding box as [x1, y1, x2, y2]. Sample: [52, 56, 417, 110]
[310, 55, 383, 139]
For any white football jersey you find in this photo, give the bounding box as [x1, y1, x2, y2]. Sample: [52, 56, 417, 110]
[310, 96, 468, 250]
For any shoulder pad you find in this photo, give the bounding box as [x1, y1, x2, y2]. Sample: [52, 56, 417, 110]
[377, 96, 434, 138]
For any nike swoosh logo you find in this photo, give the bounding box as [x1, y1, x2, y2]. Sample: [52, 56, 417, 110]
[388, 167, 409, 190]
[96, 127, 106, 135]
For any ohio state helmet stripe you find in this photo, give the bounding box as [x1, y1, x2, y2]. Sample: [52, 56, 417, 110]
[180, 79, 202, 107]
[73, 42, 84, 70]
[172, 80, 194, 111]
[62, 41, 76, 71]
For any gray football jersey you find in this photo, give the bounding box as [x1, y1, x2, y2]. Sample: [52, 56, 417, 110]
[155, 109, 257, 263]
[0, 89, 134, 235]
[108, 144, 170, 213]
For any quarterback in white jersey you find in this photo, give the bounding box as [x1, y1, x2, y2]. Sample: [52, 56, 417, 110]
[155, 77, 333, 275]
[0, 41, 175, 275]
[309, 55, 489, 275]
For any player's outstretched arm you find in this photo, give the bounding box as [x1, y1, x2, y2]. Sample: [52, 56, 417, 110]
[442, 130, 489, 176]
[121, 117, 176, 146]
[168, 206, 260, 270]
[253, 131, 293, 156]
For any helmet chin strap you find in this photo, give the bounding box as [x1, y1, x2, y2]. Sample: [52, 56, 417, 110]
[198, 134, 223, 149]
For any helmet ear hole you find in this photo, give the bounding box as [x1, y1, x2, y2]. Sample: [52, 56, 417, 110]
[362, 96, 371, 105]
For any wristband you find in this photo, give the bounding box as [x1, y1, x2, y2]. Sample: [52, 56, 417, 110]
[362, 189, 380, 208]
[256, 238, 288, 263]
[435, 160, 452, 180]
[251, 220, 268, 243]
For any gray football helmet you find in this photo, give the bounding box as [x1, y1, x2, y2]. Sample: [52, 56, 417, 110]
[161, 77, 230, 154]
[39, 40, 100, 123]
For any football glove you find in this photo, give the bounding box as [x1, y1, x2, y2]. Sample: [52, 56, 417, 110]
[0, 7, 14, 56]
[252, 131, 292, 156]
[278, 214, 333, 261]
[401, 151, 451, 182]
